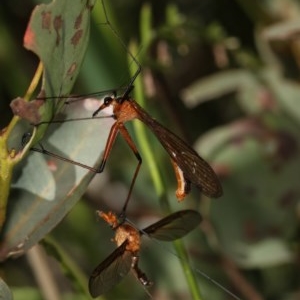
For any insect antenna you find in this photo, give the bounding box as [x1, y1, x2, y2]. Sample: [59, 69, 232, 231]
[100, 0, 141, 99]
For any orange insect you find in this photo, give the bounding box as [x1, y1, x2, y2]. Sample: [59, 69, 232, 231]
[89, 209, 202, 297]
[23, 0, 222, 213]
[33, 89, 222, 212]
[92, 91, 223, 205]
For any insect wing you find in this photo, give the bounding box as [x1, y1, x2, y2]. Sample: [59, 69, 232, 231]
[143, 210, 202, 241]
[89, 241, 133, 297]
[133, 101, 222, 198]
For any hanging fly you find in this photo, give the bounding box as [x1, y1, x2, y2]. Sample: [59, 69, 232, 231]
[28, 0, 222, 213]
[32, 86, 222, 212]
[89, 209, 202, 297]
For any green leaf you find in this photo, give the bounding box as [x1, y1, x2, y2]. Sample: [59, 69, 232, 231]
[180, 65, 292, 119]
[25, 0, 96, 141]
[25, 0, 94, 98]
[0, 99, 114, 260]
[195, 117, 300, 266]
[180, 70, 255, 108]
[234, 238, 293, 268]
[0, 0, 95, 231]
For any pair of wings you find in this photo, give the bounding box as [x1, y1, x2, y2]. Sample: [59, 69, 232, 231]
[89, 210, 202, 297]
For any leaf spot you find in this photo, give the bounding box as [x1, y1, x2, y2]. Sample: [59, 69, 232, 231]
[41, 10, 52, 31]
[71, 29, 83, 47]
[53, 15, 63, 45]
[74, 12, 83, 29]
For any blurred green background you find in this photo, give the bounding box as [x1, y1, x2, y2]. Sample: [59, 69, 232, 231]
[1, 0, 300, 299]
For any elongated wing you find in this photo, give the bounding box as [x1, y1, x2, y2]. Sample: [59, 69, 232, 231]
[133, 101, 222, 198]
[89, 241, 133, 298]
[142, 210, 202, 241]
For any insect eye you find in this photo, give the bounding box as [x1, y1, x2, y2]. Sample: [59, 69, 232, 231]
[103, 96, 112, 105]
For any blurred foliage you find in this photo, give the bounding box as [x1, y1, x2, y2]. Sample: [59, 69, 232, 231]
[1, 0, 300, 299]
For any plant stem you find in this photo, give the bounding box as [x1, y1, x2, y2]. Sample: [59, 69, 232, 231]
[128, 35, 204, 300]
[0, 62, 43, 229]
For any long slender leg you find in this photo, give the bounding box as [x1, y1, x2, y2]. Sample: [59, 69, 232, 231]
[31, 121, 142, 212]
[118, 124, 142, 213]
[30, 121, 120, 173]
[31, 144, 101, 172]
[131, 255, 152, 286]
[95, 121, 120, 172]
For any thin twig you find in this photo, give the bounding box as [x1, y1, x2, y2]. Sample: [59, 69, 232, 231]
[27, 245, 61, 300]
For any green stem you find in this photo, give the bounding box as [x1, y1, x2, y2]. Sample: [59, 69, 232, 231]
[174, 240, 203, 300]
[0, 62, 44, 230]
[0, 138, 13, 228]
[128, 37, 203, 300]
